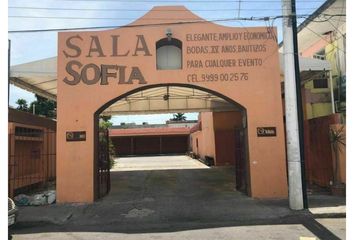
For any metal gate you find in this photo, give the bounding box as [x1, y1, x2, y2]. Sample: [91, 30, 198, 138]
[97, 129, 111, 198]
[8, 126, 56, 198]
[235, 128, 248, 194]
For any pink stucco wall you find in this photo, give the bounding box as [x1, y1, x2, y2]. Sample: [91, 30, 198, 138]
[191, 111, 244, 166]
[300, 37, 329, 58]
[57, 6, 288, 202]
[190, 112, 216, 160]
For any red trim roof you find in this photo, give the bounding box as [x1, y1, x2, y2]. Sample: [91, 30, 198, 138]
[109, 127, 191, 137]
[190, 122, 202, 133]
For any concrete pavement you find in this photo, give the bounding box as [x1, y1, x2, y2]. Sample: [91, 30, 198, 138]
[112, 155, 209, 171]
[11, 224, 319, 240]
[308, 194, 346, 218]
[315, 218, 346, 240]
[10, 155, 346, 239]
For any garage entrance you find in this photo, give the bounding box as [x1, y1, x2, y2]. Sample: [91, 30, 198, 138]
[57, 6, 288, 203]
[95, 84, 249, 199]
[111, 135, 189, 156]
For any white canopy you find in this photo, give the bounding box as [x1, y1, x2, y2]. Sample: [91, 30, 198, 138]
[10, 54, 331, 114]
[10, 57, 57, 101]
[102, 86, 241, 115]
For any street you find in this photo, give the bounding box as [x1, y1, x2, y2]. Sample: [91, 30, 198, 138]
[10, 156, 345, 239]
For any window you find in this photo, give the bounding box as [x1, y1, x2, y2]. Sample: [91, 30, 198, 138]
[313, 48, 325, 60]
[156, 38, 182, 70]
[15, 127, 43, 137]
[313, 78, 328, 89]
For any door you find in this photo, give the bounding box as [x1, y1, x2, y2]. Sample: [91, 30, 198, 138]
[97, 129, 111, 198]
[235, 128, 247, 194]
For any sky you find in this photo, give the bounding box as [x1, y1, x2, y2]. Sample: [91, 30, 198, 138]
[8, 0, 327, 124]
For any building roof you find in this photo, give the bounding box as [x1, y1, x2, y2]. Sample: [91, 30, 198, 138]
[10, 57, 57, 101]
[8, 107, 56, 130]
[279, 53, 331, 73]
[279, 0, 346, 53]
[109, 126, 191, 137]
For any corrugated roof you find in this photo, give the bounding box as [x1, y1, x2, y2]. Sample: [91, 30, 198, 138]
[109, 127, 191, 137]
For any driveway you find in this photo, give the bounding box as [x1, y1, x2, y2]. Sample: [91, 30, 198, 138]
[54, 155, 297, 227]
[112, 155, 209, 171]
[11, 155, 344, 239]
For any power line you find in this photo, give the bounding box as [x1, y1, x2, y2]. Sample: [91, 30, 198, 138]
[39, 0, 328, 2]
[9, 16, 283, 33]
[326, 0, 346, 39]
[303, 25, 346, 54]
[9, 6, 344, 12]
[9, 13, 344, 20]
[8, 18, 270, 33]
[7, 16, 281, 22]
[327, 19, 346, 38]
[8, 13, 345, 33]
[310, 14, 344, 23]
[7, 16, 290, 33]
[78, 0, 326, 2]
[10, 16, 232, 20]
[237, 0, 242, 18]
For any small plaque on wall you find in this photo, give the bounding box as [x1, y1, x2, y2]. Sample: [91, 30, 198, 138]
[257, 127, 276, 137]
[66, 131, 86, 141]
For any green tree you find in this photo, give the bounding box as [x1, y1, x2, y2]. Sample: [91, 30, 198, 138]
[99, 115, 116, 169]
[29, 94, 56, 118]
[99, 115, 113, 127]
[329, 126, 346, 186]
[171, 113, 187, 121]
[16, 99, 29, 112]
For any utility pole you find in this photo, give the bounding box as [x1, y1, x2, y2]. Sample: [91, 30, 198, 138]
[282, 0, 307, 210]
[291, 0, 308, 209]
[8, 39, 11, 106]
[237, 0, 242, 18]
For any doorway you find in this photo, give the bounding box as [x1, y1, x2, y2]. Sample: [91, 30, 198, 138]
[235, 128, 248, 195]
[94, 84, 250, 200]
